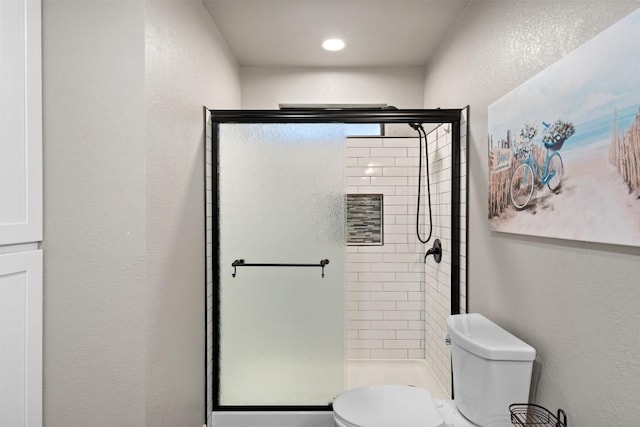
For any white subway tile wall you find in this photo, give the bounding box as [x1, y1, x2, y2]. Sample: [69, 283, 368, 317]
[423, 114, 468, 394]
[346, 136, 427, 360]
[424, 125, 453, 391]
[460, 108, 468, 316]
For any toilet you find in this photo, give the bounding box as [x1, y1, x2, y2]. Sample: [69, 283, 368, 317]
[333, 313, 536, 427]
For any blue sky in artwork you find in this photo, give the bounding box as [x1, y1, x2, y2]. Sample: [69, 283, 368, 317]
[489, 8, 640, 151]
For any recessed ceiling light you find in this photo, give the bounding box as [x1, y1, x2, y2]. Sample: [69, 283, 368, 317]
[322, 39, 345, 51]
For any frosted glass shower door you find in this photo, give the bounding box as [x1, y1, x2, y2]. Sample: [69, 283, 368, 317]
[218, 123, 346, 406]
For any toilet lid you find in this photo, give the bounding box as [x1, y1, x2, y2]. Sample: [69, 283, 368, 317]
[333, 385, 446, 427]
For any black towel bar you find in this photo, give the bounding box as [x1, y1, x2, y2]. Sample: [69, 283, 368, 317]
[231, 259, 330, 278]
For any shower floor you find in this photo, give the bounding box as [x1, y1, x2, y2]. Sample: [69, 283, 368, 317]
[345, 359, 450, 399]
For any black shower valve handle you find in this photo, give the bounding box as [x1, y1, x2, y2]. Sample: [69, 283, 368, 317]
[424, 239, 442, 264]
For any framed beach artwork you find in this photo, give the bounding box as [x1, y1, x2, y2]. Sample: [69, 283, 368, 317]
[488, 8, 640, 247]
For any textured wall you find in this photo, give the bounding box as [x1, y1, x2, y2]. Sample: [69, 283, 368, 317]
[423, 2, 640, 425]
[42, 1, 147, 425]
[145, 1, 240, 426]
[42, 0, 240, 425]
[240, 66, 425, 109]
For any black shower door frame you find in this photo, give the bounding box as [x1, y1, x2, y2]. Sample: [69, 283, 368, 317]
[206, 108, 467, 415]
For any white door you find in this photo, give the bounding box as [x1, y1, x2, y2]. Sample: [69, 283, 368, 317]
[0, 0, 43, 424]
[0, 0, 43, 245]
[0, 250, 42, 427]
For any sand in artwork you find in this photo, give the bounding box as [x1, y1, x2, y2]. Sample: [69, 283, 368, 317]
[490, 140, 640, 246]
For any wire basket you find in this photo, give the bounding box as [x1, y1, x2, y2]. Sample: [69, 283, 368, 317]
[541, 120, 575, 151]
[509, 404, 567, 427]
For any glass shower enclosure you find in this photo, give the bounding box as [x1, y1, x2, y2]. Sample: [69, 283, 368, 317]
[206, 108, 465, 416]
[219, 123, 346, 406]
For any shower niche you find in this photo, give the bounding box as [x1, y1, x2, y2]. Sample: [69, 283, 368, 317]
[204, 108, 468, 417]
[346, 193, 384, 245]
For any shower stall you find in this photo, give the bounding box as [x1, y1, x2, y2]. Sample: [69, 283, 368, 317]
[204, 108, 468, 425]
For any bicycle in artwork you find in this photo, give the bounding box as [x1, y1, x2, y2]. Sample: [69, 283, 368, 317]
[509, 120, 575, 210]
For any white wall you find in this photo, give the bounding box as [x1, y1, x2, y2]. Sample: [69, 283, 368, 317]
[423, 2, 640, 425]
[145, 1, 240, 426]
[43, 0, 147, 425]
[43, 0, 241, 425]
[241, 66, 425, 109]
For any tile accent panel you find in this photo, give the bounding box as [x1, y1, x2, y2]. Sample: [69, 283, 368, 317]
[347, 194, 384, 245]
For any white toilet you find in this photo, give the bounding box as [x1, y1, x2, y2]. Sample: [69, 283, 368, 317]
[333, 313, 536, 427]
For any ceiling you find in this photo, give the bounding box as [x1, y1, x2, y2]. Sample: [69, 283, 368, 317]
[202, 0, 472, 67]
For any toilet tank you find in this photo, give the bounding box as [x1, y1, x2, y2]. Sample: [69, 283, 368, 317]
[447, 314, 536, 426]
